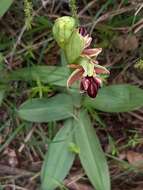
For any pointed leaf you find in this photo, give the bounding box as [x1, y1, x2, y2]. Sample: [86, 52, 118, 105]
[74, 110, 111, 190]
[18, 94, 74, 122]
[84, 84, 143, 112]
[41, 119, 75, 190]
[0, 0, 13, 18]
[8, 66, 70, 87]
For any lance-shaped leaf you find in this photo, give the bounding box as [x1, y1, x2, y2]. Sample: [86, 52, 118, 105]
[65, 31, 85, 64]
[74, 110, 111, 190]
[18, 94, 74, 122]
[8, 66, 70, 87]
[0, 0, 13, 18]
[41, 119, 75, 190]
[84, 84, 143, 112]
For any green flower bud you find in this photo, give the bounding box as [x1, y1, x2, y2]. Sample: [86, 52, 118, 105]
[65, 30, 85, 64]
[53, 16, 76, 48]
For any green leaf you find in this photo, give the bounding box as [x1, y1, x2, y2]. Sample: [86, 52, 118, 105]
[74, 110, 110, 190]
[84, 84, 143, 112]
[65, 31, 85, 64]
[8, 66, 70, 87]
[41, 119, 75, 190]
[0, 0, 13, 18]
[18, 94, 74, 122]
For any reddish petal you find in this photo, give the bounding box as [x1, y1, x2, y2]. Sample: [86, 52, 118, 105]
[67, 68, 84, 87]
[94, 66, 110, 74]
[82, 48, 102, 57]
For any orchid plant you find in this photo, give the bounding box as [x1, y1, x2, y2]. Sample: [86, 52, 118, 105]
[53, 16, 110, 98]
[1, 2, 143, 190]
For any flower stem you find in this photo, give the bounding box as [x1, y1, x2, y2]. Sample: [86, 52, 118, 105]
[69, 0, 79, 26]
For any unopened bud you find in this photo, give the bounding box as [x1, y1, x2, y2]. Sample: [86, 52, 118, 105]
[53, 16, 76, 48]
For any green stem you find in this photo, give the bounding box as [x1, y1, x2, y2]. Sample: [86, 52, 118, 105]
[69, 0, 79, 25]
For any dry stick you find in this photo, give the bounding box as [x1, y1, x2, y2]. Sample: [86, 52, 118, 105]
[9, 2, 50, 66]
[10, 38, 53, 58]
[108, 3, 143, 34]
[41, 0, 51, 8]
[2, 185, 28, 190]
[64, 170, 85, 187]
[78, 0, 97, 16]
[9, 25, 27, 65]
[128, 112, 143, 122]
[130, 2, 143, 33]
[89, 5, 136, 33]
[18, 127, 35, 153]
[135, 3, 143, 16]
[134, 21, 143, 33]
[113, 58, 139, 82]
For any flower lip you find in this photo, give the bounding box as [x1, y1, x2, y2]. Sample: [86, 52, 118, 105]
[80, 76, 101, 98]
[87, 82, 98, 98]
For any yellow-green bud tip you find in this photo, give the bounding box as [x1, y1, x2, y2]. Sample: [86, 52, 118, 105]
[53, 16, 76, 48]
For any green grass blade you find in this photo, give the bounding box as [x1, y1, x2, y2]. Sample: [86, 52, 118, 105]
[74, 110, 111, 190]
[0, 123, 25, 152]
[41, 119, 75, 190]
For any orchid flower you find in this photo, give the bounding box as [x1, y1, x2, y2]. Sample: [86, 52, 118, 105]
[52, 17, 110, 98]
[67, 27, 110, 98]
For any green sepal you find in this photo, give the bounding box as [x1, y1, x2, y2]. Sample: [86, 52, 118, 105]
[64, 30, 85, 64]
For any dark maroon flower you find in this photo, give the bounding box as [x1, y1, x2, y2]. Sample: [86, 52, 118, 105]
[80, 76, 101, 98]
